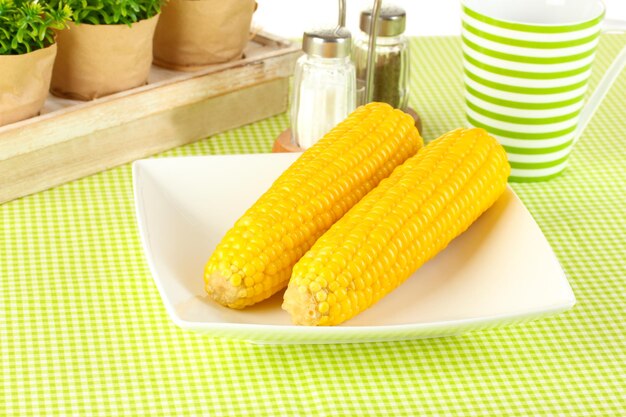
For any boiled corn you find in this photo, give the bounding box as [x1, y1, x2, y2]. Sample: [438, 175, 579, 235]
[204, 102, 423, 308]
[282, 128, 510, 325]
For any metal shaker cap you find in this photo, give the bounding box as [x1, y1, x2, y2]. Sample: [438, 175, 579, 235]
[360, 5, 406, 37]
[302, 27, 352, 58]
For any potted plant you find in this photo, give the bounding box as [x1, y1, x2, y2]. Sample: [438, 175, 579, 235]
[49, 0, 163, 100]
[153, 0, 256, 71]
[0, 0, 71, 126]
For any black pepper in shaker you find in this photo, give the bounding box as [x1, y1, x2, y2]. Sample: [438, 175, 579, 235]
[354, 4, 410, 110]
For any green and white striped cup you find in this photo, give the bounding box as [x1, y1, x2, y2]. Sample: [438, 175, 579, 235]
[462, 0, 626, 182]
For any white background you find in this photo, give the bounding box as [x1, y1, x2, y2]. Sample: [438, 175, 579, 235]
[254, 0, 626, 38]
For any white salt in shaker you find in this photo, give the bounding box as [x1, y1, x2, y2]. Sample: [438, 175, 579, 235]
[290, 28, 356, 149]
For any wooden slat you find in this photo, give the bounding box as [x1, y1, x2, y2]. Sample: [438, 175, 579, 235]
[0, 78, 289, 204]
[0, 40, 299, 160]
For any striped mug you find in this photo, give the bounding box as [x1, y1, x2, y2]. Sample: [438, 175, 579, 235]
[461, 0, 626, 182]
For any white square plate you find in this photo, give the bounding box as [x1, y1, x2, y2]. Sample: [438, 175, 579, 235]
[133, 153, 575, 344]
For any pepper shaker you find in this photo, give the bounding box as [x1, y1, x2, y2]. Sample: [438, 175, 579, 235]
[354, 5, 409, 110]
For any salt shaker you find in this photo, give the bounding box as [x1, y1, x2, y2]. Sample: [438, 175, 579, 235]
[290, 28, 356, 149]
[354, 5, 409, 109]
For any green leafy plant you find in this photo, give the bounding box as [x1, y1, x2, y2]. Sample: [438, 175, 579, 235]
[0, 0, 72, 55]
[55, 0, 163, 25]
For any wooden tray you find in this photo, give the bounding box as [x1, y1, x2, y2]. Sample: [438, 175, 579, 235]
[0, 32, 300, 204]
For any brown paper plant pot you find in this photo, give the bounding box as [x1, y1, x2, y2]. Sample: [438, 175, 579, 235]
[153, 0, 256, 71]
[50, 15, 160, 101]
[0, 44, 57, 127]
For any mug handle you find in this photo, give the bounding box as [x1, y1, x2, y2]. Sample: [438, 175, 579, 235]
[575, 19, 626, 142]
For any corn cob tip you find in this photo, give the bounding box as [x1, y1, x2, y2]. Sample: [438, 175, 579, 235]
[204, 271, 244, 309]
[282, 284, 319, 325]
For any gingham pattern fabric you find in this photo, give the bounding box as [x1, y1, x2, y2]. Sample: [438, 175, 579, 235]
[2, 35, 625, 416]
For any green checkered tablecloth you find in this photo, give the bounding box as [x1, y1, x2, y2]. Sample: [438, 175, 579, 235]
[2, 36, 625, 416]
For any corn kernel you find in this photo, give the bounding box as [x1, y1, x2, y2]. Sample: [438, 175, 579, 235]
[230, 274, 242, 287]
[318, 302, 329, 314]
[315, 291, 327, 302]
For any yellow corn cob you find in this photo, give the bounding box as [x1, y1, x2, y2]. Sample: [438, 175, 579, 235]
[282, 127, 510, 325]
[204, 102, 423, 308]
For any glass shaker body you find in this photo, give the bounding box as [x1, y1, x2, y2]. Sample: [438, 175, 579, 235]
[354, 32, 409, 110]
[290, 54, 356, 150]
